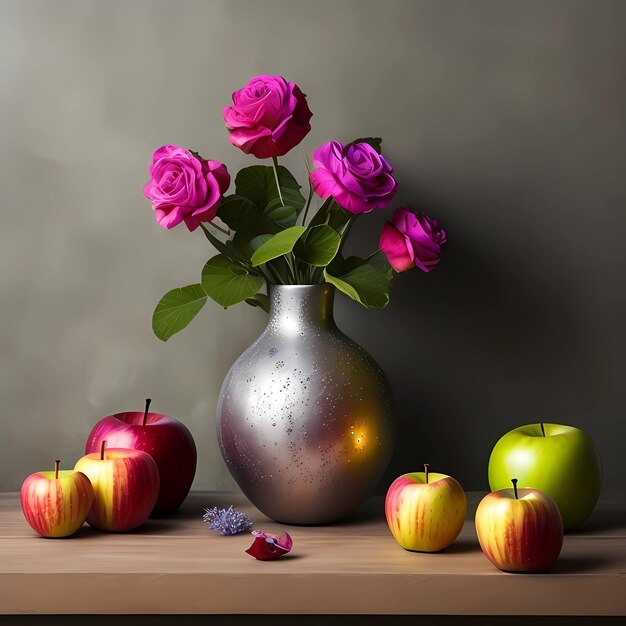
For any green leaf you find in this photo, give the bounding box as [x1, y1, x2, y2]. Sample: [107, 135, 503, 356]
[199, 223, 237, 259]
[226, 231, 268, 261]
[235, 165, 305, 213]
[271, 166, 306, 211]
[264, 197, 298, 226]
[235, 166, 271, 209]
[228, 234, 290, 283]
[217, 195, 259, 231]
[226, 233, 252, 261]
[324, 256, 390, 308]
[250, 233, 273, 251]
[251, 226, 307, 267]
[245, 293, 270, 313]
[349, 137, 383, 153]
[152, 284, 207, 342]
[201, 255, 264, 307]
[309, 197, 353, 232]
[218, 195, 283, 236]
[294, 225, 341, 267]
[367, 250, 393, 281]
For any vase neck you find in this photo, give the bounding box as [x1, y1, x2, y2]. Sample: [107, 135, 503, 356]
[267, 284, 336, 334]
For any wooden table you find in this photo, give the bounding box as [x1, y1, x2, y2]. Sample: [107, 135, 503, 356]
[1, 491, 624, 620]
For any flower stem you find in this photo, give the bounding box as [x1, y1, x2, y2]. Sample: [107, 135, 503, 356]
[271, 156, 285, 207]
[199, 223, 251, 269]
[302, 181, 314, 226]
[262, 264, 280, 285]
[364, 249, 382, 262]
[257, 268, 274, 284]
[209, 221, 230, 236]
[338, 215, 356, 256]
[284, 253, 299, 284]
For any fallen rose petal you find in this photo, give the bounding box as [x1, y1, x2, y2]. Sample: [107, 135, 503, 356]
[245, 530, 293, 560]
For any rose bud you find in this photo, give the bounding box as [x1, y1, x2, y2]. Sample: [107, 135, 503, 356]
[379, 208, 446, 272]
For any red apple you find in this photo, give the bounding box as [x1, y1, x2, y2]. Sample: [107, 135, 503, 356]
[385, 464, 467, 552]
[475, 479, 563, 572]
[20, 460, 94, 538]
[85, 399, 196, 515]
[74, 441, 159, 532]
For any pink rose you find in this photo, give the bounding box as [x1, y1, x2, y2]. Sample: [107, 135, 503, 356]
[379, 208, 446, 272]
[223, 75, 312, 159]
[143, 145, 230, 231]
[309, 141, 398, 214]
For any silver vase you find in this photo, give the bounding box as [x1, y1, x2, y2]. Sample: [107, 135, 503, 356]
[217, 284, 394, 524]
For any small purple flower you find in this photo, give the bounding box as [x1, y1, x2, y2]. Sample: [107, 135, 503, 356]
[203, 506, 253, 535]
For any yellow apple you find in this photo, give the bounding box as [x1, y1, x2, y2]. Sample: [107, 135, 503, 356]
[385, 464, 467, 552]
[75, 442, 159, 532]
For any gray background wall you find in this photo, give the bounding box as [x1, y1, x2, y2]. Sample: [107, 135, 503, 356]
[1, 0, 624, 501]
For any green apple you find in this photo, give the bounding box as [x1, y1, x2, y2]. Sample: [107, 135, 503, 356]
[488, 423, 601, 531]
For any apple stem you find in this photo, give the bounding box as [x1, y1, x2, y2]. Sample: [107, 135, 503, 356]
[540, 422, 546, 437]
[424, 463, 430, 484]
[54, 460, 60, 479]
[511, 478, 519, 499]
[143, 398, 152, 427]
[100, 440, 106, 461]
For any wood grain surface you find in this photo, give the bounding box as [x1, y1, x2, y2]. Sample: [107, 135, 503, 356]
[0, 492, 624, 615]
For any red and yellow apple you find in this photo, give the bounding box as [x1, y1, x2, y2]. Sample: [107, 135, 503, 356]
[488, 422, 601, 531]
[85, 399, 196, 515]
[385, 464, 467, 552]
[475, 479, 563, 572]
[20, 460, 94, 538]
[74, 442, 159, 532]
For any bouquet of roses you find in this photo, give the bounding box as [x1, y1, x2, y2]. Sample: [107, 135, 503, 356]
[144, 74, 446, 341]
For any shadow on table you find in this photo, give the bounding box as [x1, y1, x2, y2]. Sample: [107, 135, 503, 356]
[551, 553, 622, 575]
[439, 538, 480, 555]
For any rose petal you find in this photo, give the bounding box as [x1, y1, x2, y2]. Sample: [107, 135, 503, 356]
[245, 531, 293, 560]
[379, 222, 414, 272]
[387, 208, 445, 272]
[154, 205, 187, 230]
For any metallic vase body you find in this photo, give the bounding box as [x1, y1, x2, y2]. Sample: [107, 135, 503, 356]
[217, 284, 394, 524]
